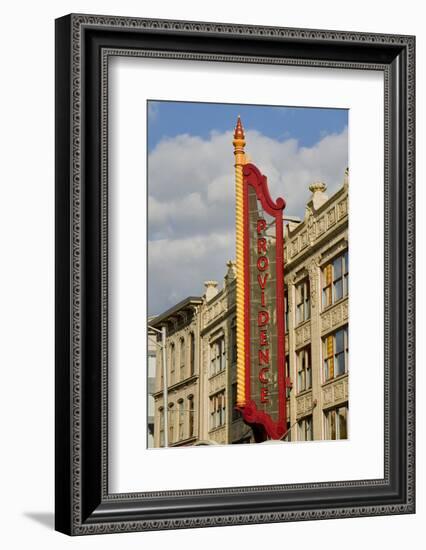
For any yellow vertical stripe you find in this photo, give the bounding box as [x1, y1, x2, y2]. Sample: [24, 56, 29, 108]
[233, 118, 247, 408]
[235, 160, 246, 407]
[327, 335, 334, 378]
[326, 264, 332, 285]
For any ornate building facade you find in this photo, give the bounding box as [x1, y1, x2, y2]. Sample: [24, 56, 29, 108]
[284, 171, 349, 442]
[150, 171, 348, 446]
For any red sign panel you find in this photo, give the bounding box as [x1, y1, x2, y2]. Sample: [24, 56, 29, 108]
[240, 163, 287, 440]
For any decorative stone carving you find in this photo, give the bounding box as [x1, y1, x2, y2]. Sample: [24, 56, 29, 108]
[323, 386, 332, 405]
[204, 280, 219, 302]
[343, 301, 349, 320]
[296, 392, 313, 418]
[303, 324, 310, 341]
[307, 258, 320, 309]
[327, 207, 336, 227]
[317, 216, 326, 235]
[209, 370, 226, 393]
[308, 213, 316, 245]
[209, 426, 226, 444]
[291, 240, 298, 258]
[344, 166, 349, 189]
[321, 298, 349, 335]
[322, 376, 349, 407]
[309, 181, 328, 210]
[224, 260, 236, 284]
[334, 382, 344, 400]
[337, 198, 348, 219]
[295, 322, 311, 348]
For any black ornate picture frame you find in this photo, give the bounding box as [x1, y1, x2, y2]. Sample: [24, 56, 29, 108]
[55, 14, 415, 535]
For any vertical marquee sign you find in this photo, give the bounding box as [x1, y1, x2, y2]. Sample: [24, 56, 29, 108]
[233, 117, 287, 441]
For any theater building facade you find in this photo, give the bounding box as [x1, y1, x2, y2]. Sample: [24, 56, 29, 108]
[150, 171, 349, 446]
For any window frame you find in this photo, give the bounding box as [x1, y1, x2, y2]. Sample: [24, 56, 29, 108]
[322, 250, 349, 309]
[178, 399, 184, 441]
[169, 342, 176, 384]
[324, 404, 349, 440]
[323, 325, 349, 382]
[296, 277, 311, 325]
[189, 332, 195, 376]
[210, 336, 226, 377]
[179, 337, 186, 381]
[297, 415, 313, 441]
[297, 346, 312, 393]
[209, 390, 226, 430]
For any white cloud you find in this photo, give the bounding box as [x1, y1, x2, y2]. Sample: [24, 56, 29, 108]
[148, 127, 348, 314]
[148, 232, 234, 314]
[147, 102, 159, 122]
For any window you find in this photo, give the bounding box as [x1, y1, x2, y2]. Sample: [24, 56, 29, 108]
[231, 383, 241, 421]
[284, 286, 289, 332]
[159, 407, 164, 447]
[297, 346, 312, 393]
[296, 278, 310, 324]
[188, 396, 194, 438]
[210, 337, 225, 376]
[322, 251, 349, 308]
[159, 352, 163, 385]
[297, 415, 313, 441]
[168, 403, 174, 443]
[169, 343, 175, 384]
[179, 337, 186, 381]
[285, 355, 291, 398]
[210, 391, 226, 430]
[324, 404, 348, 440]
[189, 332, 195, 376]
[323, 326, 349, 381]
[231, 319, 237, 364]
[219, 393, 226, 426]
[178, 400, 184, 440]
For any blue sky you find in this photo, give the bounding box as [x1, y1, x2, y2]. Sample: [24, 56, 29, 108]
[148, 101, 347, 151]
[147, 101, 348, 315]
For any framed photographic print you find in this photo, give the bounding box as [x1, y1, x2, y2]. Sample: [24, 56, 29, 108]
[55, 14, 415, 535]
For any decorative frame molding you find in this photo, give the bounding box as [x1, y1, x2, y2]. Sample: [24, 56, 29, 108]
[55, 13, 415, 535]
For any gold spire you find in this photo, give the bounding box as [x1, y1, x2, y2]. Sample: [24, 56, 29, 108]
[233, 115, 246, 167]
[233, 115, 245, 141]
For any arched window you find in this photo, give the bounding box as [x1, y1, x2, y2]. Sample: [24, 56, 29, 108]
[179, 337, 185, 380]
[158, 406, 165, 447]
[189, 332, 195, 376]
[168, 402, 174, 444]
[169, 343, 175, 383]
[178, 399, 184, 440]
[284, 286, 289, 333]
[188, 395, 194, 438]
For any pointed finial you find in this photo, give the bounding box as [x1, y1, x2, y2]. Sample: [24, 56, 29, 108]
[233, 116, 246, 165]
[309, 181, 328, 211]
[234, 115, 245, 140]
[344, 167, 349, 187]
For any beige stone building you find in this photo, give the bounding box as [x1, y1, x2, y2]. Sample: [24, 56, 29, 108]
[150, 297, 203, 447]
[284, 171, 349, 442]
[150, 171, 348, 446]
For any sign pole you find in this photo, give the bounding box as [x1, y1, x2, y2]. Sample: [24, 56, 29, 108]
[233, 116, 247, 409]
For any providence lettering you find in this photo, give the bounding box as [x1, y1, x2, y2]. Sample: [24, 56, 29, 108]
[256, 218, 270, 404]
